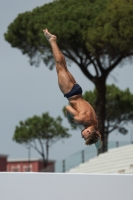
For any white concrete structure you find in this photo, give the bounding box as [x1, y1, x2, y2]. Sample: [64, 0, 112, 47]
[68, 144, 133, 174]
[0, 173, 133, 200]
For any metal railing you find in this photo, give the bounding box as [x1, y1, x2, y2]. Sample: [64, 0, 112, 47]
[55, 141, 132, 172]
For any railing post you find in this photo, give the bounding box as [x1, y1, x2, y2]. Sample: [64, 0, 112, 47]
[82, 150, 84, 163]
[62, 160, 65, 173]
[116, 141, 119, 147]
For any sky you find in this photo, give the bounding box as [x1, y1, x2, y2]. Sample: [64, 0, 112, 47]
[0, 0, 133, 162]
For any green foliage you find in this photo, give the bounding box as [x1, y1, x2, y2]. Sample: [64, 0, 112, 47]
[86, 0, 133, 56]
[5, 0, 133, 152]
[13, 112, 70, 143]
[13, 112, 70, 165]
[5, 0, 133, 67]
[83, 84, 133, 135]
[4, 0, 93, 67]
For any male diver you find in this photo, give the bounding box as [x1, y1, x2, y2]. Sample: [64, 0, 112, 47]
[43, 29, 102, 149]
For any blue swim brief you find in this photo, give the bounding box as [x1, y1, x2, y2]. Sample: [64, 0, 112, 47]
[64, 84, 83, 98]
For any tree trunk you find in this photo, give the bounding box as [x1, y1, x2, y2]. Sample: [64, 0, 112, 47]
[95, 78, 107, 154]
[46, 140, 49, 170]
[42, 153, 47, 171]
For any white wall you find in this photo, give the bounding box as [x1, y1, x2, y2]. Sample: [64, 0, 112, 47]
[0, 173, 133, 200]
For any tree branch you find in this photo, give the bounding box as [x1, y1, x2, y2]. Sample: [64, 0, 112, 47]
[108, 125, 118, 134]
[96, 56, 104, 74]
[87, 55, 99, 76]
[82, 46, 100, 77]
[105, 56, 123, 75]
[29, 140, 42, 155]
[108, 118, 128, 134]
[38, 136, 45, 158]
[63, 49, 94, 81]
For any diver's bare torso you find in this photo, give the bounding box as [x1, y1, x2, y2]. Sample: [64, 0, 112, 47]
[66, 94, 97, 125]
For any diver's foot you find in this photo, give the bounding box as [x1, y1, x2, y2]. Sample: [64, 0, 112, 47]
[43, 28, 57, 42]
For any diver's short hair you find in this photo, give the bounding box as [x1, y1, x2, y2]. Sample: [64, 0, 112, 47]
[85, 127, 100, 146]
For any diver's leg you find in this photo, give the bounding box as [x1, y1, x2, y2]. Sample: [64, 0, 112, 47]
[43, 29, 76, 94]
